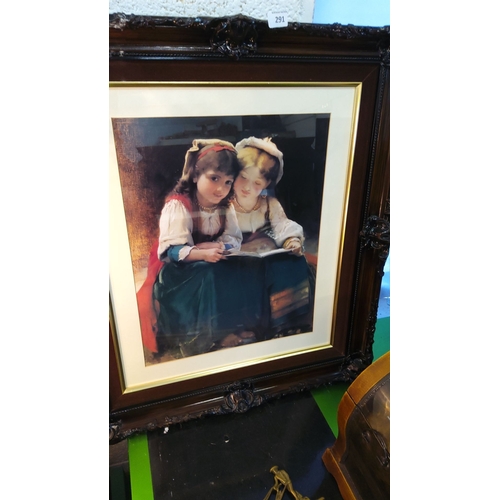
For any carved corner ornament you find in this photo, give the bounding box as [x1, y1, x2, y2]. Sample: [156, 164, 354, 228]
[341, 356, 369, 383]
[360, 215, 390, 262]
[220, 381, 266, 413]
[206, 15, 260, 59]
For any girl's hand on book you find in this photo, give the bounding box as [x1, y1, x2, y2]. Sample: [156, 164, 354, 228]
[283, 238, 303, 256]
[203, 247, 226, 263]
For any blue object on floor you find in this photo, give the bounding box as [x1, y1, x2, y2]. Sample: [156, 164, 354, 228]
[377, 252, 390, 319]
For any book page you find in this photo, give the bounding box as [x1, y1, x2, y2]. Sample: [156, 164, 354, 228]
[225, 247, 292, 258]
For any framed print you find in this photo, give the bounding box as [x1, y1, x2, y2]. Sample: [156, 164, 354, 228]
[109, 14, 390, 443]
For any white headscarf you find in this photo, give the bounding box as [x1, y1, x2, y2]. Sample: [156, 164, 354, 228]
[235, 137, 284, 185]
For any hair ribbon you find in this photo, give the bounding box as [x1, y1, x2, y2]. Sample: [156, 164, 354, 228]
[197, 144, 236, 160]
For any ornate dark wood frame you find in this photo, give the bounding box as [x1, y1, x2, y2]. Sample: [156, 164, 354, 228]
[109, 13, 390, 444]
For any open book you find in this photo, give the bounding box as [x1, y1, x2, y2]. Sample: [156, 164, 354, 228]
[225, 247, 292, 258]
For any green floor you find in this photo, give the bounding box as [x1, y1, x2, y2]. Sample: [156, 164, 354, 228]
[126, 317, 390, 499]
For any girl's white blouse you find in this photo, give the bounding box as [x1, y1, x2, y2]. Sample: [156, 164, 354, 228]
[235, 196, 304, 247]
[158, 199, 242, 260]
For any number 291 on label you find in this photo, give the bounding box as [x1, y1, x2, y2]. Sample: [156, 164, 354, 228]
[268, 12, 288, 28]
